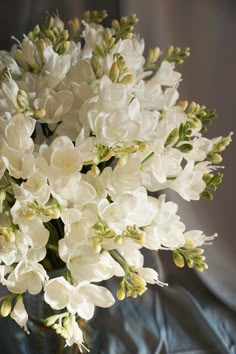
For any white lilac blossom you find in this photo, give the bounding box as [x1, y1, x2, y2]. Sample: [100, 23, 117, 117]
[0, 11, 232, 352]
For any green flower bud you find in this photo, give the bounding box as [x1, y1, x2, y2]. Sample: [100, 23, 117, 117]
[177, 143, 193, 153]
[44, 315, 59, 327]
[112, 19, 120, 31]
[109, 62, 120, 82]
[173, 251, 185, 268]
[117, 281, 126, 300]
[207, 153, 222, 164]
[0, 300, 12, 317]
[165, 128, 179, 147]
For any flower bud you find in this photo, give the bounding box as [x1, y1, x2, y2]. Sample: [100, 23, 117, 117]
[138, 142, 148, 152]
[120, 74, 133, 84]
[69, 18, 80, 33]
[117, 281, 126, 300]
[34, 108, 46, 119]
[0, 300, 12, 317]
[112, 19, 120, 31]
[183, 239, 196, 249]
[179, 100, 188, 111]
[165, 128, 179, 147]
[114, 236, 123, 245]
[37, 39, 45, 54]
[109, 62, 120, 82]
[103, 28, 112, 42]
[130, 273, 146, 289]
[15, 50, 28, 70]
[208, 153, 222, 164]
[44, 315, 59, 327]
[173, 251, 185, 268]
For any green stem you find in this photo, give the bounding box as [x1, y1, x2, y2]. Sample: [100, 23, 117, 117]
[0, 293, 18, 302]
[141, 152, 154, 166]
[109, 249, 129, 273]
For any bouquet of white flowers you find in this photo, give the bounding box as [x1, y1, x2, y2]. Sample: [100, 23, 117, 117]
[0, 10, 232, 351]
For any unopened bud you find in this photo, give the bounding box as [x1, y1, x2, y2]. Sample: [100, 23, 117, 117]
[109, 62, 120, 82]
[17, 90, 28, 108]
[186, 258, 194, 268]
[188, 101, 197, 114]
[183, 239, 196, 249]
[195, 263, 204, 272]
[130, 273, 146, 289]
[208, 153, 222, 164]
[0, 300, 12, 317]
[15, 50, 28, 70]
[37, 39, 45, 53]
[194, 248, 204, 255]
[117, 281, 126, 300]
[112, 19, 120, 31]
[44, 207, 60, 219]
[126, 33, 133, 40]
[138, 142, 148, 152]
[91, 164, 100, 177]
[166, 46, 174, 57]
[69, 18, 80, 34]
[190, 117, 201, 129]
[103, 28, 112, 42]
[34, 108, 46, 119]
[46, 29, 56, 43]
[165, 128, 179, 147]
[114, 236, 123, 245]
[216, 134, 233, 152]
[44, 315, 58, 327]
[179, 100, 188, 111]
[5, 229, 15, 243]
[120, 74, 133, 84]
[146, 47, 160, 65]
[173, 251, 185, 268]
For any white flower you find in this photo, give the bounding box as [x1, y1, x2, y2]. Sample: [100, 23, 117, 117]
[81, 23, 104, 58]
[153, 61, 181, 86]
[184, 230, 217, 248]
[141, 148, 183, 191]
[67, 58, 96, 84]
[3, 114, 35, 153]
[99, 76, 133, 110]
[2, 114, 35, 179]
[50, 141, 82, 176]
[14, 172, 50, 204]
[10, 296, 29, 333]
[115, 37, 145, 73]
[34, 88, 73, 124]
[137, 267, 165, 286]
[1, 78, 19, 112]
[43, 47, 71, 88]
[44, 277, 115, 320]
[101, 154, 141, 197]
[64, 315, 86, 351]
[19, 218, 50, 249]
[144, 195, 185, 249]
[170, 161, 209, 201]
[184, 137, 213, 162]
[7, 261, 48, 294]
[21, 37, 39, 67]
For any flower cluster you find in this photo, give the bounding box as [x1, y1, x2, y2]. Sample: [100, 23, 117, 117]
[0, 11, 232, 351]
